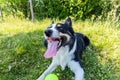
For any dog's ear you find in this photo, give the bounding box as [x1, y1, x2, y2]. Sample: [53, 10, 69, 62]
[64, 17, 72, 27]
[65, 17, 74, 35]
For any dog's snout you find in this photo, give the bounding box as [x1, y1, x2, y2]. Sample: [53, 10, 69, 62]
[45, 29, 53, 37]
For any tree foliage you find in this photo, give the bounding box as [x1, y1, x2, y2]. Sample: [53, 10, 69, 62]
[0, 0, 120, 20]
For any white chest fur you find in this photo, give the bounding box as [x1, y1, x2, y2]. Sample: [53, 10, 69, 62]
[53, 40, 77, 70]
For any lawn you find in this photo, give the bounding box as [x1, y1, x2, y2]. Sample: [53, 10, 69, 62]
[0, 16, 120, 80]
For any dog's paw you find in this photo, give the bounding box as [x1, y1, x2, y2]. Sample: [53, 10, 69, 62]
[37, 75, 45, 80]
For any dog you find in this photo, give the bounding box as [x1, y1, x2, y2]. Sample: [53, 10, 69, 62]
[37, 18, 90, 80]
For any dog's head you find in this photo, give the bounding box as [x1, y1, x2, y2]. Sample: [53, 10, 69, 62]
[44, 18, 74, 46]
[44, 18, 75, 58]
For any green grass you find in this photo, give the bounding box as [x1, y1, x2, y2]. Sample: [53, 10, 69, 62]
[0, 16, 120, 80]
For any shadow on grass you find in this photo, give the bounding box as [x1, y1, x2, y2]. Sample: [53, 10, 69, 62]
[83, 43, 119, 80]
[82, 44, 107, 80]
[0, 29, 51, 80]
[0, 30, 119, 80]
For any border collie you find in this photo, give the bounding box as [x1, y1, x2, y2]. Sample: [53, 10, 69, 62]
[37, 18, 90, 80]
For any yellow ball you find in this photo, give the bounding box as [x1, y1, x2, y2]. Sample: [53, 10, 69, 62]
[45, 74, 58, 80]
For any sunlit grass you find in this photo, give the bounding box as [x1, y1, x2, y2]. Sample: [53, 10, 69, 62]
[0, 17, 120, 80]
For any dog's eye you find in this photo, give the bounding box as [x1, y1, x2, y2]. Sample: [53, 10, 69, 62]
[57, 27, 63, 30]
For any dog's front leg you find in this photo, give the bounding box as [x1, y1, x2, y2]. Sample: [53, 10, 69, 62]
[68, 60, 84, 80]
[37, 62, 58, 80]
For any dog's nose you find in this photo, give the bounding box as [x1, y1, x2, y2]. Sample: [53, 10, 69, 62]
[45, 29, 53, 37]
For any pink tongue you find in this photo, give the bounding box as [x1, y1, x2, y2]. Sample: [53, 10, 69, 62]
[44, 41, 59, 58]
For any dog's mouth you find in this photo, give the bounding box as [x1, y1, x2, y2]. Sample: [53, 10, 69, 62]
[44, 37, 61, 58]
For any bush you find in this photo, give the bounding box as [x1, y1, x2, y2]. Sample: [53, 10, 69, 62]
[34, 0, 103, 19]
[0, 0, 120, 20]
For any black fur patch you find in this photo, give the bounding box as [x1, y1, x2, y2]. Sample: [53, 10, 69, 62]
[73, 33, 90, 67]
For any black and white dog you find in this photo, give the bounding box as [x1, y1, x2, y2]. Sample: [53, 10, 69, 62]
[37, 18, 90, 80]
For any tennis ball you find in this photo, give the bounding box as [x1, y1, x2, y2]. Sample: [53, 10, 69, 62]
[45, 74, 58, 80]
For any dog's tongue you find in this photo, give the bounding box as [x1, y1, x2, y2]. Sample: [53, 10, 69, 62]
[44, 41, 59, 58]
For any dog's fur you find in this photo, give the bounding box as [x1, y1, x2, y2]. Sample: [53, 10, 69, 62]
[37, 18, 90, 80]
